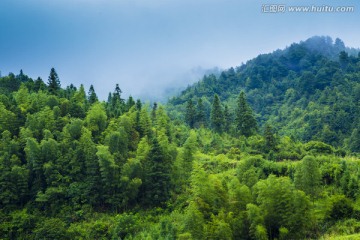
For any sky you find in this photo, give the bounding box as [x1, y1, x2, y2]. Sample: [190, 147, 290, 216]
[0, 0, 359, 101]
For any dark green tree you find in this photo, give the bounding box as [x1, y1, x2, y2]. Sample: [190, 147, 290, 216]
[185, 99, 196, 128]
[223, 105, 232, 133]
[151, 102, 158, 122]
[113, 84, 124, 103]
[34, 77, 47, 91]
[195, 98, 206, 128]
[210, 94, 224, 133]
[47, 68, 60, 95]
[88, 85, 98, 105]
[235, 91, 257, 137]
[264, 124, 277, 152]
[126, 96, 135, 111]
[349, 124, 360, 152]
[107, 84, 125, 118]
[144, 137, 171, 207]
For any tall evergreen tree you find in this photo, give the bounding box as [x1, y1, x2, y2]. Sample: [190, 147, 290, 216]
[126, 96, 135, 111]
[195, 98, 206, 128]
[144, 137, 171, 207]
[88, 85, 98, 105]
[151, 102, 158, 122]
[108, 84, 125, 117]
[223, 105, 232, 133]
[34, 77, 46, 92]
[136, 99, 142, 111]
[113, 84, 124, 103]
[47, 68, 60, 95]
[264, 124, 276, 152]
[185, 99, 196, 128]
[235, 91, 257, 137]
[210, 94, 224, 133]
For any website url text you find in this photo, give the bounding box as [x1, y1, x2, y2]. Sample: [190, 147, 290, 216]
[262, 5, 355, 13]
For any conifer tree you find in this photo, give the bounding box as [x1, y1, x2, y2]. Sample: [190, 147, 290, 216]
[224, 105, 232, 133]
[210, 94, 224, 133]
[151, 102, 157, 122]
[185, 99, 196, 128]
[264, 124, 276, 152]
[88, 85, 98, 105]
[126, 96, 135, 111]
[195, 98, 206, 128]
[34, 77, 46, 91]
[144, 137, 171, 206]
[47, 68, 60, 95]
[235, 91, 257, 137]
[107, 84, 125, 118]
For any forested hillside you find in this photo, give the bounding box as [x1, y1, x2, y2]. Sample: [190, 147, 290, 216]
[168, 36, 360, 151]
[1, 37, 360, 239]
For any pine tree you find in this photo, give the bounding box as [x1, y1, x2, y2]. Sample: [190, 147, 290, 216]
[113, 84, 124, 103]
[185, 99, 196, 128]
[126, 96, 135, 111]
[108, 84, 125, 117]
[144, 137, 171, 206]
[210, 94, 224, 133]
[264, 124, 276, 152]
[151, 102, 158, 122]
[223, 105, 232, 133]
[47, 68, 60, 95]
[34, 77, 46, 92]
[235, 91, 257, 137]
[195, 98, 206, 128]
[88, 85, 98, 105]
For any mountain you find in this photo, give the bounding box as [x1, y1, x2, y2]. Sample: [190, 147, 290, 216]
[2, 36, 360, 239]
[167, 36, 360, 150]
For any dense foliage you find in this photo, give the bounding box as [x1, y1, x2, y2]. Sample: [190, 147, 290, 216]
[168, 36, 360, 152]
[1, 36, 360, 239]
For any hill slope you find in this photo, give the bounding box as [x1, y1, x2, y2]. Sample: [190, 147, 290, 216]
[167, 36, 360, 150]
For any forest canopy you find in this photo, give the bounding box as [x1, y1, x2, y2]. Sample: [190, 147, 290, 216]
[1, 36, 360, 239]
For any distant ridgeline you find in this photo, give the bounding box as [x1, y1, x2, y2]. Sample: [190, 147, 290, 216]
[167, 36, 360, 151]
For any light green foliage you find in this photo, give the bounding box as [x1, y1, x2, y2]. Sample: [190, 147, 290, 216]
[25, 107, 55, 140]
[1, 47, 360, 239]
[139, 105, 152, 137]
[96, 145, 117, 188]
[205, 212, 233, 240]
[34, 218, 68, 239]
[0, 102, 16, 133]
[253, 175, 311, 239]
[228, 178, 252, 213]
[85, 102, 107, 140]
[14, 84, 31, 114]
[183, 201, 205, 239]
[295, 155, 321, 198]
[246, 203, 265, 239]
[237, 156, 264, 188]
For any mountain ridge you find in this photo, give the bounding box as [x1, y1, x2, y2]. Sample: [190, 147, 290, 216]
[167, 36, 360, 150]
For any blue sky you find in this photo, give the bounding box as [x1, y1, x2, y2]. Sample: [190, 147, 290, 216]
[1, 0, 359, 100]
